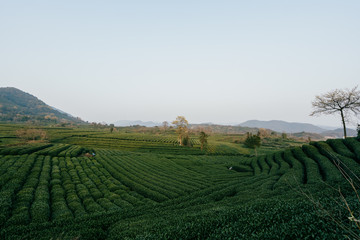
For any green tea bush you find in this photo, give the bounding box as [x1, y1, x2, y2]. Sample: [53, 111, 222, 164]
[313, 141, 360, 176]
[83, 197, 103, 213]
[343, 138, 360, 161]
[326, 139, 356, 159]
[282, 149, 304, 184]
[0, 155, 36, 225]
[2, 131, 360, 239]
[250, 158, 261, 175]
[257, 156, 269, 174]
[96, 156, 169, 202]
[0, 156, 24, 187]
[97, 198, 119, 211]
[68, 201, 87, 217]
[302, 144, 342, 182]
[51, 200, 72, 220]
[0, 191, 12, 226]
[6, 210, 29, 226]
[77, 184, 91, 199]
[15, 187, 34, 206]
[30, 201, 50, 223]
[291, 147, 323, 184]
[18, 143, 53, 155]
[51, 185, 65, 199]
[266, 154, 280, 175]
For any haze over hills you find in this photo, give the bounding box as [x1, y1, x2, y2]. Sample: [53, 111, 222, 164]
[0, 87, 84, 124]
[321, 128, 357, 138]
[113, 120, 161, 127]
[240, 119, 356, 137]
[240, 120, 326, 133]
[0, 87, 356, 138]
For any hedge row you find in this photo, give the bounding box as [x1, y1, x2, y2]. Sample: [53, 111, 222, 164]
[0, 154, 36, 226]
[50, 157, 73, 221]
[291, 147, 323, 184]
[7, 155, 45, 225]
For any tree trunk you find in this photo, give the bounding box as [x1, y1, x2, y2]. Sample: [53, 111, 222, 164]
[340, 109, 347, 138]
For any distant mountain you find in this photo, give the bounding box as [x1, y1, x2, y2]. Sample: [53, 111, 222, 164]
[113, 120, 161, 127]
[0, 87, 84, 124]
[240, 120, 326, 134]
[190, 123, 258, 134]
[316, 125, 338, 131]
[239, 119, 356, 138]
[291, 131, 325, 140]
[320, 128, 357, 138]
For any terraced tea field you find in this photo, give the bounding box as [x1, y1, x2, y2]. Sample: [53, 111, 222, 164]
[1, 125, 360, 239]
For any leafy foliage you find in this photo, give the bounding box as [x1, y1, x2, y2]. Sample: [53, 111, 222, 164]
[244, 133, 261, 149]
[172, 116, 189, 146]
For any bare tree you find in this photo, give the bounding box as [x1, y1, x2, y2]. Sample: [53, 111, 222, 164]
[310, 86, 360, 138]
[172, 116, 189, 146]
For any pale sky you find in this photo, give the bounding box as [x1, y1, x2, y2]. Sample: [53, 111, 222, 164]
[1, 1, 359, 127]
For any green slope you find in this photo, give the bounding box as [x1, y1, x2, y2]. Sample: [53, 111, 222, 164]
[0, 134, 360, 239]
[0, 87, 84, 124]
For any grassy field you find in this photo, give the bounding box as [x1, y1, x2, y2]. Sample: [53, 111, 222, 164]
[0, 124, 360, 239]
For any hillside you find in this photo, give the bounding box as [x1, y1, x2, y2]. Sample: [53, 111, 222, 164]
[0, 87, 84, 124]
[0, 124, 360, 239]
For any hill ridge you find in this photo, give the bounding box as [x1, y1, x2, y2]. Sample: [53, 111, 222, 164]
[0, 87, 84, 124]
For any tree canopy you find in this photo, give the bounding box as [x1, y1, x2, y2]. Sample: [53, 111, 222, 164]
[172, 116, 189, 146]
[244, 133, 261, 156]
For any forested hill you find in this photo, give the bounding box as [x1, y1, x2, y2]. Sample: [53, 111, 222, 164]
[0, 87, 84, 124]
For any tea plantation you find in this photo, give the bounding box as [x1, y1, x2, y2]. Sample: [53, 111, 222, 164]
[1, 125, 360, 239]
